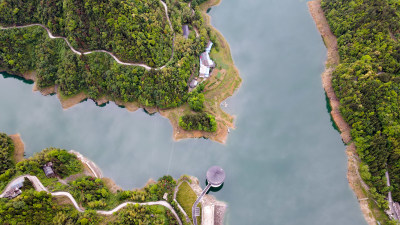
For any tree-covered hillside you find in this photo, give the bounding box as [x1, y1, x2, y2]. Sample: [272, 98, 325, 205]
[0, 0, 173, 67]
[321, 0, 400, 204]
[0, 0, 217, 109]
[0, 133, 14, 174]
[0, 133, 181, 224]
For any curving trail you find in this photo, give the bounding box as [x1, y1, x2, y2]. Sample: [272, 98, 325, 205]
[0, 175, 182, 225]
[0, 0, 175, 71]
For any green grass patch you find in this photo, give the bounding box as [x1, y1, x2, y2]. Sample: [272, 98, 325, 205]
[176, 182, 201, 224]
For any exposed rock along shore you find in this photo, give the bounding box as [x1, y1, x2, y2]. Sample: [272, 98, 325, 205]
[308, 1, 376, 225]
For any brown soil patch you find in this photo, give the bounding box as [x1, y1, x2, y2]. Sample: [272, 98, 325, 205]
[346, 143, 376, 225]
[9, 133, 24, 163]
[102, 177, 122, 194]
[58, 91, 88, 109]
[53, 195, 74, 206]
[308, 1, 376, 224]
[95, 96, 109, 106]
[308, 0, 351, 144]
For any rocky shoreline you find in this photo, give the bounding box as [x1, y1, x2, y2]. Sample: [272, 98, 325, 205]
[308, 1, 376, 224]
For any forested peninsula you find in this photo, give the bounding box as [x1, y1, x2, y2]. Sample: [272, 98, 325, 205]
[0, 132, 225, 224]
[0, 0, 241, 143]
[310, 0, 400, 223]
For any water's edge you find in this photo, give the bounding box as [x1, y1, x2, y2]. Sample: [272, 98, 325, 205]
[7, 133, 227, 224]
[0, 0, 242, 144]
[308, 1, 376, 224]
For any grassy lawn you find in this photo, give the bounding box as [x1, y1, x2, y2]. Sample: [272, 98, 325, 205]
[176, 182, 201, 224]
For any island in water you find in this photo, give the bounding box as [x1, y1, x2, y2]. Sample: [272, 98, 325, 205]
[0, 0, 241, 144]
[309, 0, 400, 224]
[0, 132, 226, 224]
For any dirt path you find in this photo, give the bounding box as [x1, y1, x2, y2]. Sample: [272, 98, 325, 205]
[0, 0, 174, 71]
[308, 1, 376, 224]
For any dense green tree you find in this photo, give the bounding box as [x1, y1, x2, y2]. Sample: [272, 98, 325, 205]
[322, 0, 400, 203]
[188, 92, 205, 111]
[179, 113, 217, 132]
[0, 0, 214, 109]
[0, 133, 15, 174]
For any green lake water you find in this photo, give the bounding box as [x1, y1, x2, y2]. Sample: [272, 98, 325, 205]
[0, 0, 368, 224]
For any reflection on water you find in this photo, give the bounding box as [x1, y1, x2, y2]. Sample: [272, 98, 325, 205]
[2, 73, 33, 84]
[325, 92, 340, 133]
[205, 180, 224, 194]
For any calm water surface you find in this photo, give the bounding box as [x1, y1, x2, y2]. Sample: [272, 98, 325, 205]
[0, 0, 367, 224]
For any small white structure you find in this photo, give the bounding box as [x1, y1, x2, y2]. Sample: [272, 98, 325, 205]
[199, 41, 215, 78]
[189, 78, 198, 88]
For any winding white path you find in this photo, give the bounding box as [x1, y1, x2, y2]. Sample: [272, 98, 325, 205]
[0, 0, 175, 71]
[0, 175, 182, 225]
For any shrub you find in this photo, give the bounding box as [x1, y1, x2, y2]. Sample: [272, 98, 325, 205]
[179, 113, 217, 132]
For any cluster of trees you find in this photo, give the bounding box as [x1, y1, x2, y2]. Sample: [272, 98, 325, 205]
[0, 190, 67, 224]
[70, 176, 111, 209]
[0, 133, 14, 174]
[16, 147, 83, 179]
[117, 176, 176, 204]
[188, 84, 205, 111]
[113, 204, 178, 225]
[0, 183, 102, 224]
[0, 0, 217, 109]
[321, 0, 400, 204]
[0, 0, 173, 66]
[179, 113, 217, 132]
[0, 147, 82, 192]
[0, 132, 181, 224]
[66, 175, 177, 211]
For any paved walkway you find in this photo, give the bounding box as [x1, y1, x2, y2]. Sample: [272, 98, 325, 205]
[0, 0, 175, 71]
[0, 175, 182, 225]
[386, 171, 399, 221]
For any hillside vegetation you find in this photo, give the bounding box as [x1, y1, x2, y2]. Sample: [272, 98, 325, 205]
[0, 133, 14, 174]
[0, 132, 181, 224]
[0, 0, 173, 67]
[322, 0, 400, 206]
[0, 0, 218, 109]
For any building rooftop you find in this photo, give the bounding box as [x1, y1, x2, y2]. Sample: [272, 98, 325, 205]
[189, 79, 198, 88]
[182, 25, 189, 39]
[43, 162, 55, 178]
[207, 166, 225, 187]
